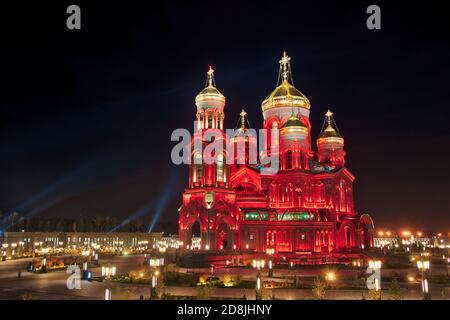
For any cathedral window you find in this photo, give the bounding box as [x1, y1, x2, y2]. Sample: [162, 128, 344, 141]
[344, 226, 351, 247]
[216, 154, 224, 182]
[217, 114, 222, 129]
[194, 153, 202, 182]
[285, 150, 292, 169]
[316, 181, 325, 202]
[339, 180, 346, 212]
[207, 113, 213, 128]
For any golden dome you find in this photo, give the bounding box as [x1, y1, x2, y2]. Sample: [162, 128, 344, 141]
[319, 125, 342, 139]
[195, 66, 225, 109]
[317, 110, 344, 145]
[280, 113, 308, 141]
[282, 114, 307, 129]
[261, 52, 310, 112]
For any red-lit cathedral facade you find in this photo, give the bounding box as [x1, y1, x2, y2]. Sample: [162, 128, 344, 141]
[178, 53, 375, 263]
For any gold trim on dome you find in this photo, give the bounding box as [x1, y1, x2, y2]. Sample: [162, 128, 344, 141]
[317, 136, 344, 145]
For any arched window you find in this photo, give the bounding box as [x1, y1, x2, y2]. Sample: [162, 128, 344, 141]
[339, 180, 346, 212]
[315, 181, 325, 202]
[271, 122, 279, 147]
[344, 226, 352, 247]
[216, 154, 224, 182]
[285, 150, 292, 169]
[194, 153, 202, 182]
[217, 114, 222, 129]
[207, 112, 213, 128]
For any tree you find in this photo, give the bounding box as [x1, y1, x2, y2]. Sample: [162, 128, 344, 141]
[312, 277, 327, 300]
[388, 278, 404, 300]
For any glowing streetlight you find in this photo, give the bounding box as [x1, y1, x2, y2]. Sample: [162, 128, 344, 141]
[252, 258, 265, 270]
[255, 270, 262, 300]
[416, 259, 431, 300]
[101, 266, 116, 278]
[268, 258, 273, 277]
[149, 255, 164, 299]
[325, 271, 336, 282]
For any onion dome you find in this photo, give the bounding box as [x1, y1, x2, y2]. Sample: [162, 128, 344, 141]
[261, 52, 310, 119]
[195, 66, 225, 111]
[317, 110, 344, 145]
[231, 109, 255, 141]
[279, 112, 308, 141]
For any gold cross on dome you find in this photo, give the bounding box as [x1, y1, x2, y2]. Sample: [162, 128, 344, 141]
[240, 109, 247, 130]
[279, 51, 291, 66]
[279, 51, 291, 80]
[207, 66, 214, 86]
[325, 109, 333, 127]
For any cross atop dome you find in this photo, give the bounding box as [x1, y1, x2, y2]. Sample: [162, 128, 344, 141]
[319, 109, 342, 139]
[325, 110, 333, 127]
[240, 109, 247, 130]
[279, 51, 291, 81]
[207, 65, 215, 87]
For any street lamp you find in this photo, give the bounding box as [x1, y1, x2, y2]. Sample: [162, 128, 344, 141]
[255, 270, 262, 300]
[252, 258, 265, 300]
[268, 258, 273, 277]
[149, 255, 165, 299]
[325, 271, 336, 282]
[368, 260, 382, 297]
[266, 248, 274, 277]
[101, 266, 116, 278]
[417, 259, 431, 300]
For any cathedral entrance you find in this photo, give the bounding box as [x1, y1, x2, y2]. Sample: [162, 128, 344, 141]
[216, 222, 232, 250]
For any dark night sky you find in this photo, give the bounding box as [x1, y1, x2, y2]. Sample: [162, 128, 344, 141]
[0, 1, 449, 234]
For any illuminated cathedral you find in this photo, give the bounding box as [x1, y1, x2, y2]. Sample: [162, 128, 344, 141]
[178, 52, 375, 264]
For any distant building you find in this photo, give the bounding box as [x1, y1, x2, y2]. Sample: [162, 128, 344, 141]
[1, 231, 162, 258]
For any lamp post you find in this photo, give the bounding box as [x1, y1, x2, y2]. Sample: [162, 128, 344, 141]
[266, 248, 274, 277]
[149, 255, 165, 299]
[252, 258, 265, 300]
[255, 270, 262, 300]
[368, 260, 382, 300]
[417, 259, 431, 300]
[1, 244, 8, 261]
[102, 265, 116, 300]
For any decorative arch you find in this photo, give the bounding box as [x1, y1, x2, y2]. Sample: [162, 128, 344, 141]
[358, 214, 375, 249]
